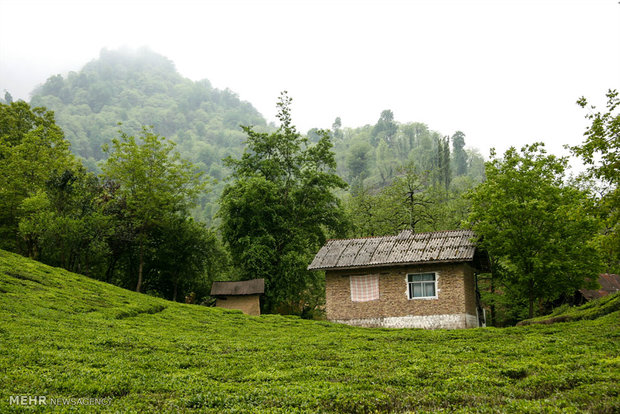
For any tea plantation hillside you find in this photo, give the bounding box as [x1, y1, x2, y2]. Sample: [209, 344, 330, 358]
[1, 250, 618, 413]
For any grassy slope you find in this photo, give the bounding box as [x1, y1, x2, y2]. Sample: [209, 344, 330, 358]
[0, 250, 618, 413]
[518, 293, 620, 325]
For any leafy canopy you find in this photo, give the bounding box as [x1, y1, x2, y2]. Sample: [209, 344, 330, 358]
[101, 126, 207, 292]
[219, 92, 347, 314]
[570, 89, 619, 273]
[467, 143, 602, 318]
[571, 89, 619, 185]
[0, 102, 76, 253]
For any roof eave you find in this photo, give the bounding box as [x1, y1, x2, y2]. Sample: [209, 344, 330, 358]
[308, 258, 477, 272]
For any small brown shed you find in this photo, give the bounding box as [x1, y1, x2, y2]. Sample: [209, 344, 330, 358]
[210, 279, 265, 316]
[308, 230, 489, 329]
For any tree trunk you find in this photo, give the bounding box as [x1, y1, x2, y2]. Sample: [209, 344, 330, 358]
[488, 256, 497, 326]
[490, 273, 496, 327]
[528, 280, 535, 319]
[173, 277, 178, 302]
[136, 242, 144, 293]
[105, 256, 117, 283]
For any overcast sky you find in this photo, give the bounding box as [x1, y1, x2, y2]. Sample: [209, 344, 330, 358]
[1, 0, 618, 161]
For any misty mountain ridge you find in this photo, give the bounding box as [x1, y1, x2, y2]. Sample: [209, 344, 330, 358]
[24, 47, 484, 221]
[28, 47, 267, 219]
[30, 47, 266, 167]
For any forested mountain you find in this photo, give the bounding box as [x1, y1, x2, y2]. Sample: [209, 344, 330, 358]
[30, 48, 267, 220]
[27, 48, 486, 225]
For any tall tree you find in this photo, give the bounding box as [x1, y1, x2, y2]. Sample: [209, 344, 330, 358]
[0, 102, 76, 253]
[570, 89, 619, 273]
[452, 131, 468, 176]
[571, 90, 619, 185]
[376, 165, 434, 233]
[346, 163, 472, 237]
[101, 126, 206, 292]
[3, 91, 13, 104]
[145, 217, 228, 301]
[467, 143, 602, 319]
[433, 136, 451, 189]
[332, 117, 343, 140]
[346, 140, 373, 183]
[219, 92, 347, 313]
[23, 167, 111, 274]
[371, 109, 398, 145]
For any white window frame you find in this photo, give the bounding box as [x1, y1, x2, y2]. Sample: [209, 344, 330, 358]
[407, 272, 438, 300]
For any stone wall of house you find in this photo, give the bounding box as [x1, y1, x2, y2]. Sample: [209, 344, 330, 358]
[216, 294, 260, 316]
[463, 264, 477, 316]
[325, 262, 478, 329]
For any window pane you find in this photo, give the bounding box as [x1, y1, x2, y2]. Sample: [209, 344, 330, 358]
[410, 273, 435, 282]
[413, 283, 422, 297]
[424, 282, 435, 297]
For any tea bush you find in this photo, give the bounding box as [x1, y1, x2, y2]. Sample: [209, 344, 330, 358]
[0, 249, 618, 413]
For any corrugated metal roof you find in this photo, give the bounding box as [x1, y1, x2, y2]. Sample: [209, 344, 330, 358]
[308, 230, 479, 270]
[210, 279, 265, 296]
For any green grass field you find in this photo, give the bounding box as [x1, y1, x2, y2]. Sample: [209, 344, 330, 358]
[0, 249, 618, 413]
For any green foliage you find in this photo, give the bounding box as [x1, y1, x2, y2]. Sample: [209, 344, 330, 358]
[346, 164, 478, 237]
[101, 126, 207, 292]
[468, 143, 603, 319]
[571, 89, 619, 273]
[0, 101, 77, 253]
[371, 109, 398, 145]
[0, 101, 223, 301]
[15, 168, 112, 278]
[333, 113, 483, 240]
[102, 126, 206, 221]
[0, 250, 619, 413]
[520, 291, 620, 325]
[452, 130, 467, 176]
[572, 90, 619, 185]
[143, 217, 229, 301]
[2, 91, 13, 104]
[29, 48, 267, 221]
[331, 112, 484, 196]
[345, 139, 373, 183]
[435, 135, 451, 189]
[347, 166, 433, 236]
[219, 92, 347, 314]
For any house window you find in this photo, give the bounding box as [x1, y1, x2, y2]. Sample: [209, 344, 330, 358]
[350, 275, 379, 302]
[408, 273, 437, 299]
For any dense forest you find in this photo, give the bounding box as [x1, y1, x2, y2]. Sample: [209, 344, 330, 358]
[26, 48, 486, 224]
[1, 48, 617, 325]
[29, 48, 267, 221]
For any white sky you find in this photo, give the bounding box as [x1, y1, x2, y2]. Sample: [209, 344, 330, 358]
[0, 0, 619, 161]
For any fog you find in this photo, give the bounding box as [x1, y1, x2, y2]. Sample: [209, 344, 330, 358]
[1, 0, 618, 160]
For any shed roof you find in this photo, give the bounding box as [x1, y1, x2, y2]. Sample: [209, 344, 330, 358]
[210, 279, 265, 296]
[308, 230, 482, 271]
[579, 273, 620, 300]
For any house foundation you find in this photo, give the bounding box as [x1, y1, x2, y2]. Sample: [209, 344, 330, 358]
[333, 313, 479, 329]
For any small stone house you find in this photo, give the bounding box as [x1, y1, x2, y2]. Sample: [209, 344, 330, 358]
[308, 230, 489, 329]
[210, 279, 264, 316]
